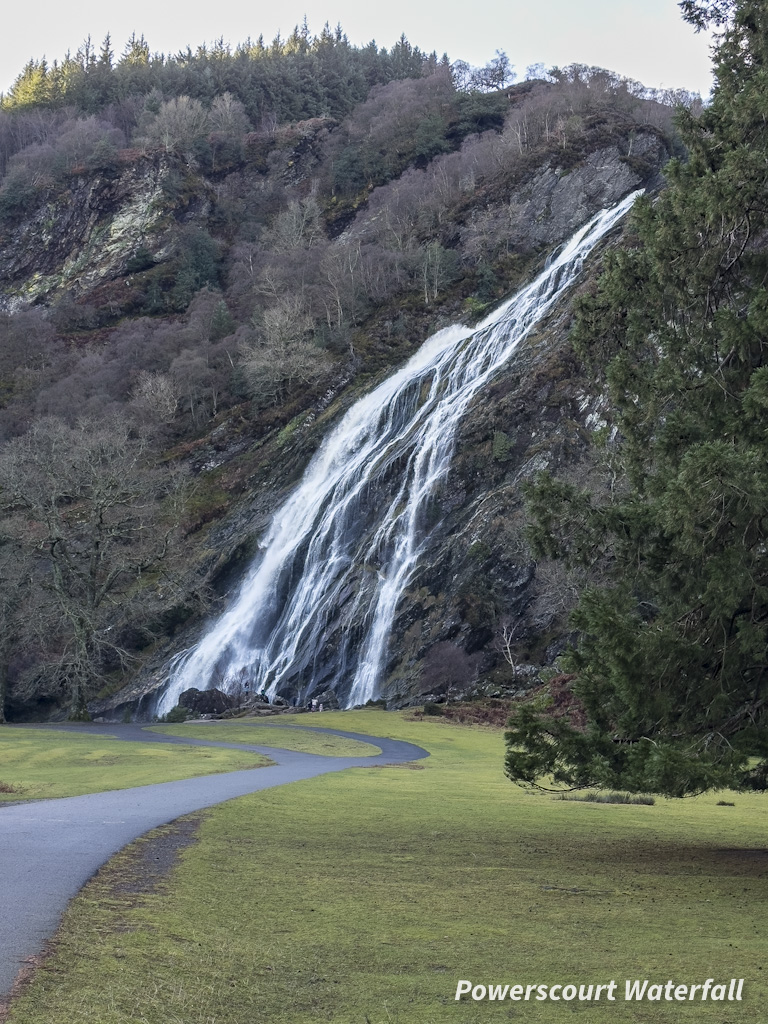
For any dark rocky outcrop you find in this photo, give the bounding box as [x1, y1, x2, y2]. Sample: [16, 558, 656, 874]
[0, 155, 179, 310]
[178, 687, 235, 715]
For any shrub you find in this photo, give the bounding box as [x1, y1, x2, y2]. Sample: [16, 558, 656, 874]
[492, 430, 513, 462]
[0, 170, 37, 223]
[423, 701, 444, 716]
[555, 791, 655, 805]
[171, 227, 223, 310]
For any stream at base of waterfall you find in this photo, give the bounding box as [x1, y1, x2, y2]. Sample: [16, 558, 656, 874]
[156, 191, 642, 716]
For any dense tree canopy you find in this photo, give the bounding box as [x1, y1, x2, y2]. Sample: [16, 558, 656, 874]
[0, 26, 438, 123]
[507, 0, 768, 797]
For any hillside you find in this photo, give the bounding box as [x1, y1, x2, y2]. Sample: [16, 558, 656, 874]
[0, 33, 682, 719]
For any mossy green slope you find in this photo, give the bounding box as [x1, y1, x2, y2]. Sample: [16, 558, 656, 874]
[7, 712, 767, 1023]
[0, 728, 272, 801]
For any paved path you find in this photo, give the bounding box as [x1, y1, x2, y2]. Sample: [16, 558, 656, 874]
[0, 722, 428, 999]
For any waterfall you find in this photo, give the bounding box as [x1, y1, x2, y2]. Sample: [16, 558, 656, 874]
[156, 192, 641, 715]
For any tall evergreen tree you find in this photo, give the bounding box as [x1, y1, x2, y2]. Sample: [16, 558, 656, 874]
[507, 0, 768, 797]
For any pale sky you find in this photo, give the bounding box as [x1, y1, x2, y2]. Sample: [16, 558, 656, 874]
[1, 0, 714, 98]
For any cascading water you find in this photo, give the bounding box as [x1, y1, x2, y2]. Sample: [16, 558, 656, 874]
[156, 191, 641, 715]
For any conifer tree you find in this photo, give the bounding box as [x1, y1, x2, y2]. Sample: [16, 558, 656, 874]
[507, 0, 768, 797]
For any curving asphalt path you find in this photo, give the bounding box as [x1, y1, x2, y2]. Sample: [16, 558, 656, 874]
[0, 721, 428, 999]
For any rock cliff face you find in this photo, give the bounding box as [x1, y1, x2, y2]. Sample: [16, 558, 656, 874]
[487, 140, 656, 249]
[0, 120, 669, 718]
[0, 157, 179, 309]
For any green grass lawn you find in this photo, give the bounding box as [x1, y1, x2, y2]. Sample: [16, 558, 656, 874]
[6, 711, 768, 1023]
[148, 720, 381, 756]
[0, 728, 272, 801]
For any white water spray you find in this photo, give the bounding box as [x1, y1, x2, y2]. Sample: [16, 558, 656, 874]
[157, 192, 640, 714]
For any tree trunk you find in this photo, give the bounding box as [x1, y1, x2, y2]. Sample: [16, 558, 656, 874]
[0, 658, 7, 724]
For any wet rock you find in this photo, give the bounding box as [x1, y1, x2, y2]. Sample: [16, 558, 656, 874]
[311, 688, 340, 711]
[178, 687, 235, 715]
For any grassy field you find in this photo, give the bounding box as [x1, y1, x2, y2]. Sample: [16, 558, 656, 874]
[0, 728, 272, 801]
[6, 710, 768, 1023]
[149, 720, 381, 756]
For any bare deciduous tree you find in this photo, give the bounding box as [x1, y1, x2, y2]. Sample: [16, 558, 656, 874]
[240, 295, 332, 406]
[0, 537, 33, 722]
[208, 92, 250, 136]
[130, 370, 179, 424]
[0, 416, 188, 715]
[144, 96, 209, 159]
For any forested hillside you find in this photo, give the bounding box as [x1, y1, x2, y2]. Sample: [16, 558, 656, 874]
[0, 24, 686, 720]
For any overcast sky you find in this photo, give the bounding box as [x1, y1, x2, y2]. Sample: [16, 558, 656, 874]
[1, 0, 714, 98]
